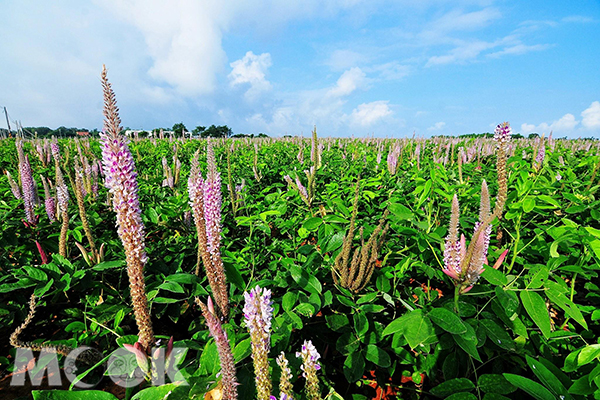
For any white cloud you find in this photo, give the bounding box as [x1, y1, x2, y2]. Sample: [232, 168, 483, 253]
[350, 101, 393, 126]
[99, 0, 229, 96]
[521, 113, 579, 135]
[327, 67, 367, 97]
[426, 40, 496, 66]
[581, 101, 600, 130]
[369, 62, 411, 80]
[325, 49, 368, 71]
[487, 43, 551, 58]
[229, 51, 272, 99]
[428, 121, 446, 131]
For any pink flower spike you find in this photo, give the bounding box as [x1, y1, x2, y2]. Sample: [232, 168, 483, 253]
[35, 241, 49, 265]
[493, 249, 509, 270]
[461, 285, 474, 294]
[442, 268, 460, 280]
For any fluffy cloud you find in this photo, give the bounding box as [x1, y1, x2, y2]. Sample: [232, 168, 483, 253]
[428, 122, 446, 131]
[99, 0, 229, 96]
[229, 51, 272, 99]
[521, 113, 579, 135]
[350, 101, 393, 126]
[581, 101, 600, 130]
[327, 67, 368, 97]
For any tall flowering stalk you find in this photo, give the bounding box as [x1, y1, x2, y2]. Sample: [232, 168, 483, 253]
[188, 143, 229, 318]
[17, 140, 37, 225]
[276, 352, 294, 400]
[74, 159, 97, 257]
[100, 65, 154, 351]
[296, 340, 321, 400]
[55, 165, 70, 256]
[41, 175, 56, 222]
[6, 171, 21, 200]
[203, 141, 229, 318]
[197, 297, 238, 400]
[443, 122, 511, 310]
[188, 150, 209, 276]
[243, 286, 274, 400]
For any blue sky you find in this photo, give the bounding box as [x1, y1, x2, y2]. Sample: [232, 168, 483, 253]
[1, 0, 599, 138]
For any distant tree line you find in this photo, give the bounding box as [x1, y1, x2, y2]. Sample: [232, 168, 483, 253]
[2, 122, 269, 139]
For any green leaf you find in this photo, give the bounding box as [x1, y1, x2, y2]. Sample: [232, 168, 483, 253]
[325, 231, 346, 253]
[364, 345, 391, 368]
[223, 261, 245, 290]
[232, 338, 252, 363]
[520, 290, 551, 338]
[494, 287, 519, 317]
[446, 393, 478, 400]
[343, 352, 366, 383]
[326, 314, 350, 332]
[480, 320, 515, 351]
[452, 322, 481, 362]
[503, 374, 555, 400]
[480, 264, 507, 286]
[428, 307, 468, 334]
[568, 375, 595, 395]
[526, 356, 573, 400]
[353, 311, 369, 336]
[545, 286, 588, 330]
[65, 321, 86, 333]
[383, 313, 409, 336]
[577, 344, 600, 367]
[153, 297, 180, 304]
[303, 217, 323, 231]
[92, 260, 125, 271]
[22, 266, 48, 282]
[523, 197, 536, 213]
[131, 383, 189, 400]
[158, 281, 185, 294]
[282, 292, 297, 312]
[430, 378, 475, 397]
[402, 309, 435, 350]
[295, 302, 315, 317]
[32, 391, 119, 400]
[389, 203, 414, 221]
[478, 374, 516, 394]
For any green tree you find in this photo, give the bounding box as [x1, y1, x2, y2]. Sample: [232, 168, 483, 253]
[172, 122, 188, 136]
[192, 126, 206, 137]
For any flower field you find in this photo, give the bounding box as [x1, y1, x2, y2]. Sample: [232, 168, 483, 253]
[1, 73, 600, 400]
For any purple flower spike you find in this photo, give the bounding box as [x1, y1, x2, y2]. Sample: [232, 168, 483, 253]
[204, 140, 222, 259]
[296, 340, 321, 400]
[244, 286, 274, 400]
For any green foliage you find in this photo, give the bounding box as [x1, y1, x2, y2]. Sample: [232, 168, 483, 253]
[1, 136, 600, 399]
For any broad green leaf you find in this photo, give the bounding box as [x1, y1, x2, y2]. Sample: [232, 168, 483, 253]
[32, 391, 119, 400]
[158, 281, 185, 294]
[232, 338, 252, 363]
[446, 393, 477, 400]
[568, 375, 595, 395]
[545, 286, 588, 330]
[402, 309, 435, 349]
[428, 307, 468, 334]
[303, 217, 323, 231]
[523, 197, 536, 213]
[526, 356, 573, 400]
[480, 320, 515, 351]
[494, 287, 519, 316]
[92, 260, 125, 271]
[577, 344, 600, 367]
[520, 291, 551, 338]
[452, 322, 481, 362]
[326, 314, 350, 332]
[282, 292, 297, 312]
[353, 311, 369, 336]
[430, 378, 475, 397]
[364, 345, 391, 368]
[503, 374, 555, 400]
[480, 264, 507, 286]
[478, 374, 516, 394]
[343, 352, 365, 383]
